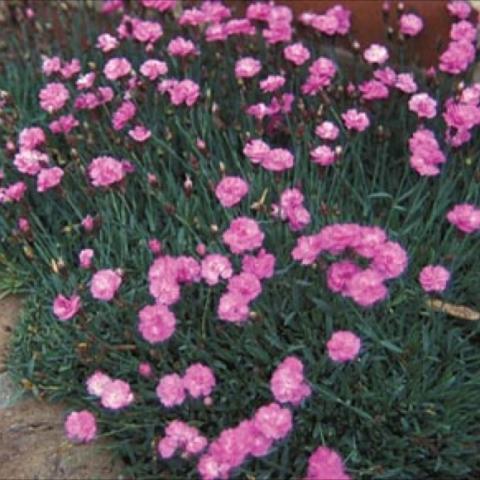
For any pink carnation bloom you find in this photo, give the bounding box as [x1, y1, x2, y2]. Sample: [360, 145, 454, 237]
[408, 128, 446, 176]
[283, 42, 311, 66]
[168, 36, 198, 57]
[148, 256, 181, 304]
[371, 241, 408, 280]
[450, 20, 477, 42]
[351, 226, 387, 258]
[253, 403, 292, 440]
[104, 57, 132, 80]
[132, 19, 163, 44]
[65, 411, 97, 443]
[306, 446, 351, 480]
[0, 182, 27, 203]
[235, 57, 262, 79]
[60, 59, 81, 80]
[327, 330, 362, 362]
[14, 149, 49, 176]
[138, 362, 153, 378]
[138, 304, 176, 343]
[112, 100, 136, 131]
[374, 67, 397, 86]
[53, 294, 81, 321]
[88, 156, 126, 187]
[447, 0, 471, 19]
[224, 19, 255, 37]
[82, 215, 95, 232]
[439, 40, 475, 75]
[175, 256, 201, 283]
[270, 356, 311, 405]
[261, 148, 294, 172]
[291, 234, 324, 265]
[100, 379, 134, 410]
[42, 55, 62, 76]
[96, 33, 119, 52]
[141, 0, 176, 12]
[169, 79, 200, 106]
[156, 373, 186, 407]
[447, 203, 480, 233]
[128, 125, 151, 142]
[310, 145, 336, 166]
[215, 176, 249, 208]
[183, 363, 216, 398]
[408, 93, 437, 119]
[90, 269, 122, 301]
[341, 109, 370, 132]
[76, 72, 96, 90]
[39, 82, 70, 112]
[315, 121, 339, 141]
[243, 138, 270, 164]
[217, 292, 250, 323]
[19, 127, 45, 150]
[327, 260, 362, 295]
[201, 254, 233, 286]
[395, 73, 418, 93]
[86, 371, 112, 397]
[37, 167, 64, 192]
[359, 79, 389, 101]
[140, 59, 168, 80]
[345, 268, 388, 307]
[227, 272, 262, 301]
[222, 217, 264, 254]
[260, 75, 285, 93]
[18, 217, 30, 233]
[419, 265, 451, 293]
[242, 249, 276, 279]
[363, 44, 389, 64]
[399, 13, 424, 36]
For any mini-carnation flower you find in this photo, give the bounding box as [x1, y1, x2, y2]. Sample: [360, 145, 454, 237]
[345, 268, 388, 307]
[363, 44, 389, 64]
[215, 176, 249, 208]
[88, 156, 126, 187]
[53, 294, 81, 321]
[306, 446, 351, 480]
[327, 331, 362, 362]
[217, 292, 250, 323]
[261, 148, 294, 172]
[446, 203, 480, 233]
[283, 42, 310, 66]
[138, 304, 176, 343]
[310, 145, 336, 166]
[242, 249, 276, 279]
[168, 36, 198, 57]
[419, 265, 451, 293]
[201, 254, 233, 285]
[222, 217, 264, 254]
[156, 373, 186, 407]
[37, 167, 64, 192]
[253, 403, 292, 440]
[399, 13, 424, 36]
[140, 59, 168, 80]
[104, 57, 132, 81]
[19, 127, 45, 150]
[65, 411, 97, 443]
[315, 121, 339, 141]
[227, 272, 262, 301]
[183, 363, 216, 398]
[270, 356, 311, 405]
[86, 371, 112, 397]
[408, 93, 437, 119]
[39, 82, 70, 112]
[90, 269, 122, 301]
[341, 109, 370, 132]
[100, 379, 134, 410]
[235, 57, 261, 79]
[259, 75, 285, 93]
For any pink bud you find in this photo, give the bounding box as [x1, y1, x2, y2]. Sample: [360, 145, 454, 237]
[196, 243, 207, 256]
[148, 239, 162, 255]
[18, 217, 30, 232]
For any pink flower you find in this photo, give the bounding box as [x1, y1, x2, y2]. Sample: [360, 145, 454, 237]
[175, 256, 201, 283]
[128, 125, 151, 142]
[168, 36, 198, 57]
[447, 203, 480, 233]
[169, 79, 200, 106]
[283, 42, 311, 66]
[65, 411, 97, 443]
[14, 149, 49, 176]
[39, 82, 70, 112]
[447, 0, 471, 19]
[341, 109, 370, 132]
[112, 100, 136, 131]
[243, 139, 270, 164]
[141, 0, 176, 12]
[261, 148, 294, 172]
[419, 265, 451, 293]
[53, 294, 81, 321]
[310, 145, 336, 166]
[96, 33, 119, 52]
[104, 57, 132, 80]
[18, 217, 30, 233]
[315, 121, 339, 141]
[183, 363, 216, 398]
[149, 239, 162, 255]
[450, 20, 476, 42]
[395, 73, 418, 93]
[156, 373, 186, 407]
[345, 269, 388, 307]
[61, 59, 81, 80]
[88, 156, 126, 187]
[306, 446, 351, 480]
[42, 55, 62, 75]
[215, 176, 249, 208]
[359, 79, 389, 101]
[132, 19, 163, 44]
[217, 292, 250, 323]
[270, 356, 311, 406]
[253, 403, 292, 440]
[260, 75, 285, 93]
[49, 114, 79, 134]
[201, 254, 233, 285]
[222, 217, 264, 254]
[439, 40, 475, 75]
[19, 127, 45, 150]
[86, 371, 112, 396]
[327, 260, 362, 295]
[235, 57, 261, 79]
[76, 72, 96, 90]
[37, 167, 64, 192]
[148, 256, 181, 304]
[291, 234, 324, 265]
[242, 249, 275, 279]
[408, 93, 437, 119]
[138, 304, 176, 343]
[227, 272, 262, 301]
[82, 215, 95, 232]
[374, 67, 397, 86]
[327, 331, 361, 362]
[100, 379, 134, 409]
[140, 59, 168, 80]
[371, 241, 408, 280]
[408, 128, 446, 176]
[363, 44, 389, 64]
[90, 269, 122, 301]
[0, 182, 27, 203]
[399, 13, 424, 36]
[138, 362, 153, 378]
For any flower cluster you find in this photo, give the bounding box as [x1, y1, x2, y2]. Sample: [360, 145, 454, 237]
[86, 371, 135, 410]
[244, 139, 295, 172]
[270, 356, 311, 405]
[158, 420, 208, 459]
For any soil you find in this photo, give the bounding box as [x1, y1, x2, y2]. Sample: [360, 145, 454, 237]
[0, 296, 124, 480]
